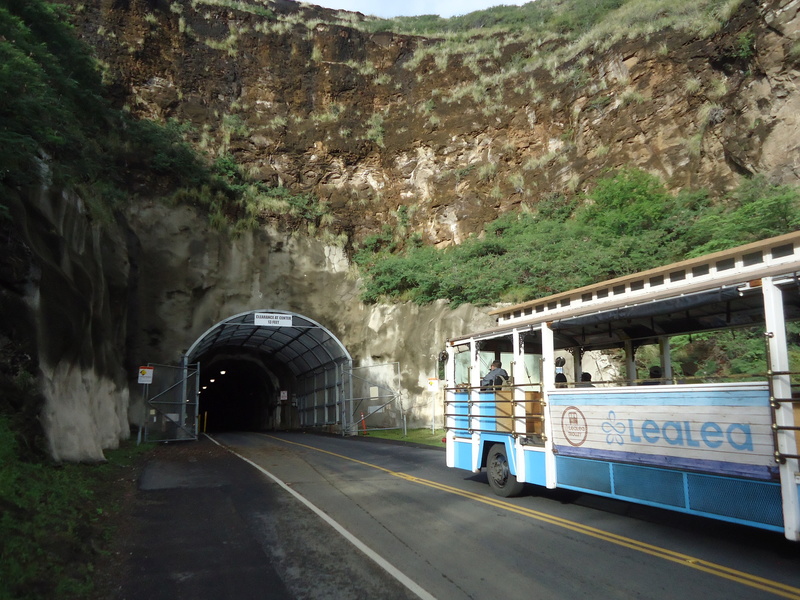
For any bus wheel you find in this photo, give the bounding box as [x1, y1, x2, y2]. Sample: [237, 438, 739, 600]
[487, 443, 524, 497]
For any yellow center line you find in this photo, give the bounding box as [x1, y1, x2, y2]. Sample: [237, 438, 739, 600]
[259, 434, 800, 600]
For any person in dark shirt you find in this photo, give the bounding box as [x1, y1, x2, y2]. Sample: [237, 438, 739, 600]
[555, 373, 568, 388]
[480, 360, 509, 390]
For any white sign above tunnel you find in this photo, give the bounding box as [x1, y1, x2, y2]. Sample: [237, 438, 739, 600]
[254, 312, 293, 327]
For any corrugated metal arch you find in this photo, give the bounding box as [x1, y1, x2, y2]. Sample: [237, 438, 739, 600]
[185, 310, 352, 375]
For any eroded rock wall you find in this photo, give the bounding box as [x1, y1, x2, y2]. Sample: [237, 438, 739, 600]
[63, 0, 800, 248]
[3, 186, 131, 462]
[124, 201, 495, 428]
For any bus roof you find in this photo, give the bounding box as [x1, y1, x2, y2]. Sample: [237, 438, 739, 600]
[449, 232, 800, 350]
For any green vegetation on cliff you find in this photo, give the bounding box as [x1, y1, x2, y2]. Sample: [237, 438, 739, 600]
[369, 0, 743, 75]
[0, 0, 206, 192]
[0, 0, 316, 231]
[0, 413, 152, 600]
[371, 0, 739, 39]
[355, 170, 800, 306]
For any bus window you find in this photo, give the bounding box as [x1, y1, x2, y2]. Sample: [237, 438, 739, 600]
[520, 353, 541, 384]
[454, 347, 471, 387]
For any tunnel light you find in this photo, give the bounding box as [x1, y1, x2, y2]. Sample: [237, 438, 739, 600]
[202, 386, 208, 390]
[220, 370, 226, 375]
[210, 378, 215, 383]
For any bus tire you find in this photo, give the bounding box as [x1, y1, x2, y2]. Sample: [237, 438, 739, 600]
[486, 443, 524, 498]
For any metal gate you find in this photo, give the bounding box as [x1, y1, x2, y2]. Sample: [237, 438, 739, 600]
[344, 362, 402, 435]
[139, 361, 200, 443]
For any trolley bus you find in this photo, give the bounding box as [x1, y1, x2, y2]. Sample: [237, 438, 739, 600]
[443, 232, 800, 541]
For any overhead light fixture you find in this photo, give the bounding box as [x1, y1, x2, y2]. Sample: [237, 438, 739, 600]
[210, 378, 215, 383]
[220, 370, 226, 375]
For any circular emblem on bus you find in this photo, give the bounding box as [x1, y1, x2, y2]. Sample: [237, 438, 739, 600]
[561, 406, 588, 446]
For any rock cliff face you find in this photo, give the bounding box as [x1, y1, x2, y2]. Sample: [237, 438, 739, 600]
[2, 185, 130, 461]
[65, 0, 800, 247]
[4, 185, 494, 461]
[124, 200, 495, 434]
[6, 0, 800, 460]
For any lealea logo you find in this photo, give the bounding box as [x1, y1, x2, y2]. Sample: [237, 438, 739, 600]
[561, 406, 588, 446]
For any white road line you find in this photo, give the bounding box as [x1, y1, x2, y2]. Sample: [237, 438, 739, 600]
[207, 434, 438, 600]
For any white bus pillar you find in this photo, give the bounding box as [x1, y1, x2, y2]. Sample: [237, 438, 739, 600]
[763, 277, 800, 542]
[541, 322, 557, 488]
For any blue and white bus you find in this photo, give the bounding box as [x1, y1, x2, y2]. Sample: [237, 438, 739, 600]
[443, 232, 800, 541]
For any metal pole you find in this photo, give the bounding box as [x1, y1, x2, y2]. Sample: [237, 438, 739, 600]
[347, 360, 354, 435]
[137, 383, 147, 445]
[179, 355, 188, 437]
[193, 361, 200, 437]
[339, 363, 346, 436]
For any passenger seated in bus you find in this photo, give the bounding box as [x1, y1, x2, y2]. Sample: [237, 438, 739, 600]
[480, 361, 509, 390]
[555, 373, 568, 388]
[576, 372, 595, 387]
[642, 365, 663, 385]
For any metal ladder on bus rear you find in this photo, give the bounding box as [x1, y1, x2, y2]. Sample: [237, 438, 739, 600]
[765, 333, 800, 464]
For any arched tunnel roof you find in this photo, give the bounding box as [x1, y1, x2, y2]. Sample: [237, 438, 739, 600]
[185, 310, 352, 376]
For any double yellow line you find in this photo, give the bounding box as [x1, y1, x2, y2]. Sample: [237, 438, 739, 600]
[262, 434, 800, 600]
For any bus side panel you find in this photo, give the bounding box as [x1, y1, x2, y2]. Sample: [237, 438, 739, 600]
[548, 385, 776, 480]
[555, 456, 784, 531]
[452, 438, 473, 471]
[445, 391, 473, 470]
[522, 448, 547, 486]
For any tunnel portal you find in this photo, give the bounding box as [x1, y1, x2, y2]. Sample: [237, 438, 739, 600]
[185, 311, 352, 433]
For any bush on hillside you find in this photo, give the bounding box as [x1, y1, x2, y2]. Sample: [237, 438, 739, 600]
[356, 168, 800, 307]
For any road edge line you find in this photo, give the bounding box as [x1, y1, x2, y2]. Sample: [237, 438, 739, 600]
[206, 434, 438, 600]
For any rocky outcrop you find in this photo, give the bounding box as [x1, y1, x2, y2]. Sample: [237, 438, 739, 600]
[2, 184, 130, 461]
[2, 181, 493, 460]
[64, 0, 800, 248]
[124, 200, 495, 429]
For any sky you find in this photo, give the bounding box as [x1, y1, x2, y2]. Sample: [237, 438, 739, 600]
[304, 0, 531, 19]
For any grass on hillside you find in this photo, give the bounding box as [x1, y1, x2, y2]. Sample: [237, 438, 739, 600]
[360, 427, 446, 447]
[0, 415, 154, 600]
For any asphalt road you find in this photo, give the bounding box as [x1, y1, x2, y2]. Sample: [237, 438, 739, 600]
[121, 432, 800, 600]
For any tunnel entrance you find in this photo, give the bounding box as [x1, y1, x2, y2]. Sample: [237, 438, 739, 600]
[185, 310, 352, 433]
[195, 354, 277, 432]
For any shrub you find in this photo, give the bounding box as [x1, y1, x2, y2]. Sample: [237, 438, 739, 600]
[731, 31, 755, 61]
[365, 113, 385, 147]
[0, 0, 107, 186]
[685, 77, 701, 93]
[579, 168, 668, 236]
[0, 413, 155, 600]
[478, 162, 497, 181]
[686, 175, 800, 255]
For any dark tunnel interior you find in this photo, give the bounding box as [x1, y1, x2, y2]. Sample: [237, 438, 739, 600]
[197, 354, 281, 432]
